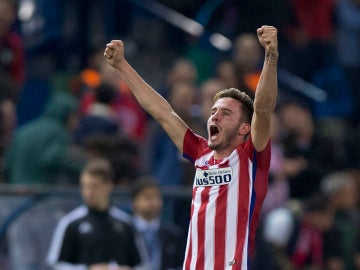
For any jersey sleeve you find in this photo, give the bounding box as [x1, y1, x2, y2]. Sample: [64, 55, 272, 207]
[46, 221, 78, 266]
[243, 135, 271, 169]
[182, 129, 208, 164]
[57, 224, 79, 263]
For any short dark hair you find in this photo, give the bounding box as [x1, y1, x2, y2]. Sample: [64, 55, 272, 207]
[214, 88, 254, 123]
[131, 176, 160, 200]
[82, 158, 114, 182]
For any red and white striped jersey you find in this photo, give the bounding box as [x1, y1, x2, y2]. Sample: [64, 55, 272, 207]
[182, 129, 271, 270]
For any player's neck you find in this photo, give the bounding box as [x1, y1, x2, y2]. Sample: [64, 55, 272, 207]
[213, 147, 234, 160]
[213, 139, 244, 160]
[209, 155, 224, 165]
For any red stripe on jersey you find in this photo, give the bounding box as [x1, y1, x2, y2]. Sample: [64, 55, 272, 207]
[195, 188, 211, 270]
[184, 187, 198, 270]
[234, 151, 251, 266]
[184, 227, 193, 270]
[214, 184, 228, 269]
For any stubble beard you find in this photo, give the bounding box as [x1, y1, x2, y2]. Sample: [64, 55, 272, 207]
[208, 126, 239, 152]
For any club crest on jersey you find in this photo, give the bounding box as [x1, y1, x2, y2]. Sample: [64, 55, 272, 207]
[195, 167, 232, 187]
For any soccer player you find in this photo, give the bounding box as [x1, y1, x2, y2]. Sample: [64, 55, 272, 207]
[104, 25, 278, 270]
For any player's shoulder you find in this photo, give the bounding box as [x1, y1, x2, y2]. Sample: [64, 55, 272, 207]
[108, 206, 132, 224]
[184, 128, 210, 162]
[56, 205, 89, 231]
[185, 129, 207, 144]
[241, 135, 271, 155]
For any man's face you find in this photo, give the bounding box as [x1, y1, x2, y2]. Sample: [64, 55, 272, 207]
[169, 82, 195, 117]
[280, 104, 312, 136]
[335, 180, 358, 210]
[133, 187, 163, 221]
[80, 173, 112, 210]
[310, 210, 334, 232]
[207, 97, 245, 151]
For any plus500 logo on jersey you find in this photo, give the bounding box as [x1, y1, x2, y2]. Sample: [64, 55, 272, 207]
[195, 167, 232, 186]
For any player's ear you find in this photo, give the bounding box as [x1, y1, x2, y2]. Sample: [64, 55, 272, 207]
[238, 123, 250, 136]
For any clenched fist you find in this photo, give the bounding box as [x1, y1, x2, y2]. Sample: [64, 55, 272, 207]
[257, 25, 278, 58]
[104, 40, 125, 68]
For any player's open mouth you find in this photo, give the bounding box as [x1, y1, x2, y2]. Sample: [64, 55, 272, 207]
[210, 125, 219, 140]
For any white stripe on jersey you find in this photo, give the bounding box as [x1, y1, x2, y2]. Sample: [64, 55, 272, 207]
[225, 155, 240, 269]
[189, 187, 203, 270]
[204, 186, 218, 268]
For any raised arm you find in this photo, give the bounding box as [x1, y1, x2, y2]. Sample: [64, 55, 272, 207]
[104, 40, 189, 152]
[251, 26, 279, 151]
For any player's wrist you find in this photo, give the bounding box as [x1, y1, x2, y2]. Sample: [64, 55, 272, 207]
[265, 52, 279, 66]
[113, 58, 127, 71]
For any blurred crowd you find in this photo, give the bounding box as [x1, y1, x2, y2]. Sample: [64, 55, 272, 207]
[0, 0, 360, 269]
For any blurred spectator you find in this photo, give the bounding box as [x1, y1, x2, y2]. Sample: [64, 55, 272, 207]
[70, 46, 103, 98]
[282, 0, 336, 81]
[0, 0, 26, 102]
[160, 58, 198, 97]
[232, 33, 263, 95]
[262, 112, 290, 216]
[278, 100, 341, 198]
[197, 78, 226, 137]
[0, 0, 20, 153]
[130, 176, 186, 270]
[75, 83, 120, 145]
[321, 171, 359, 215]
[309, 49, 354, 124]
[46, 158, 141, 269]
[84, 134, 141, 186]
[18, 0, 64, 78]
[4, 91, 84, 184]
[0, 99, 16, 147]
[0, 98, 16, 181]
[147, 81, 200, 187]
[145, 80, 200, 229]
[262, 194, 335, 270]
[167, 58, 197, 86]
[79, 58, 147, 141]
[334, 0, 360, 126]
[215, 59, 251, 98]
[321, 171, 360, 270]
